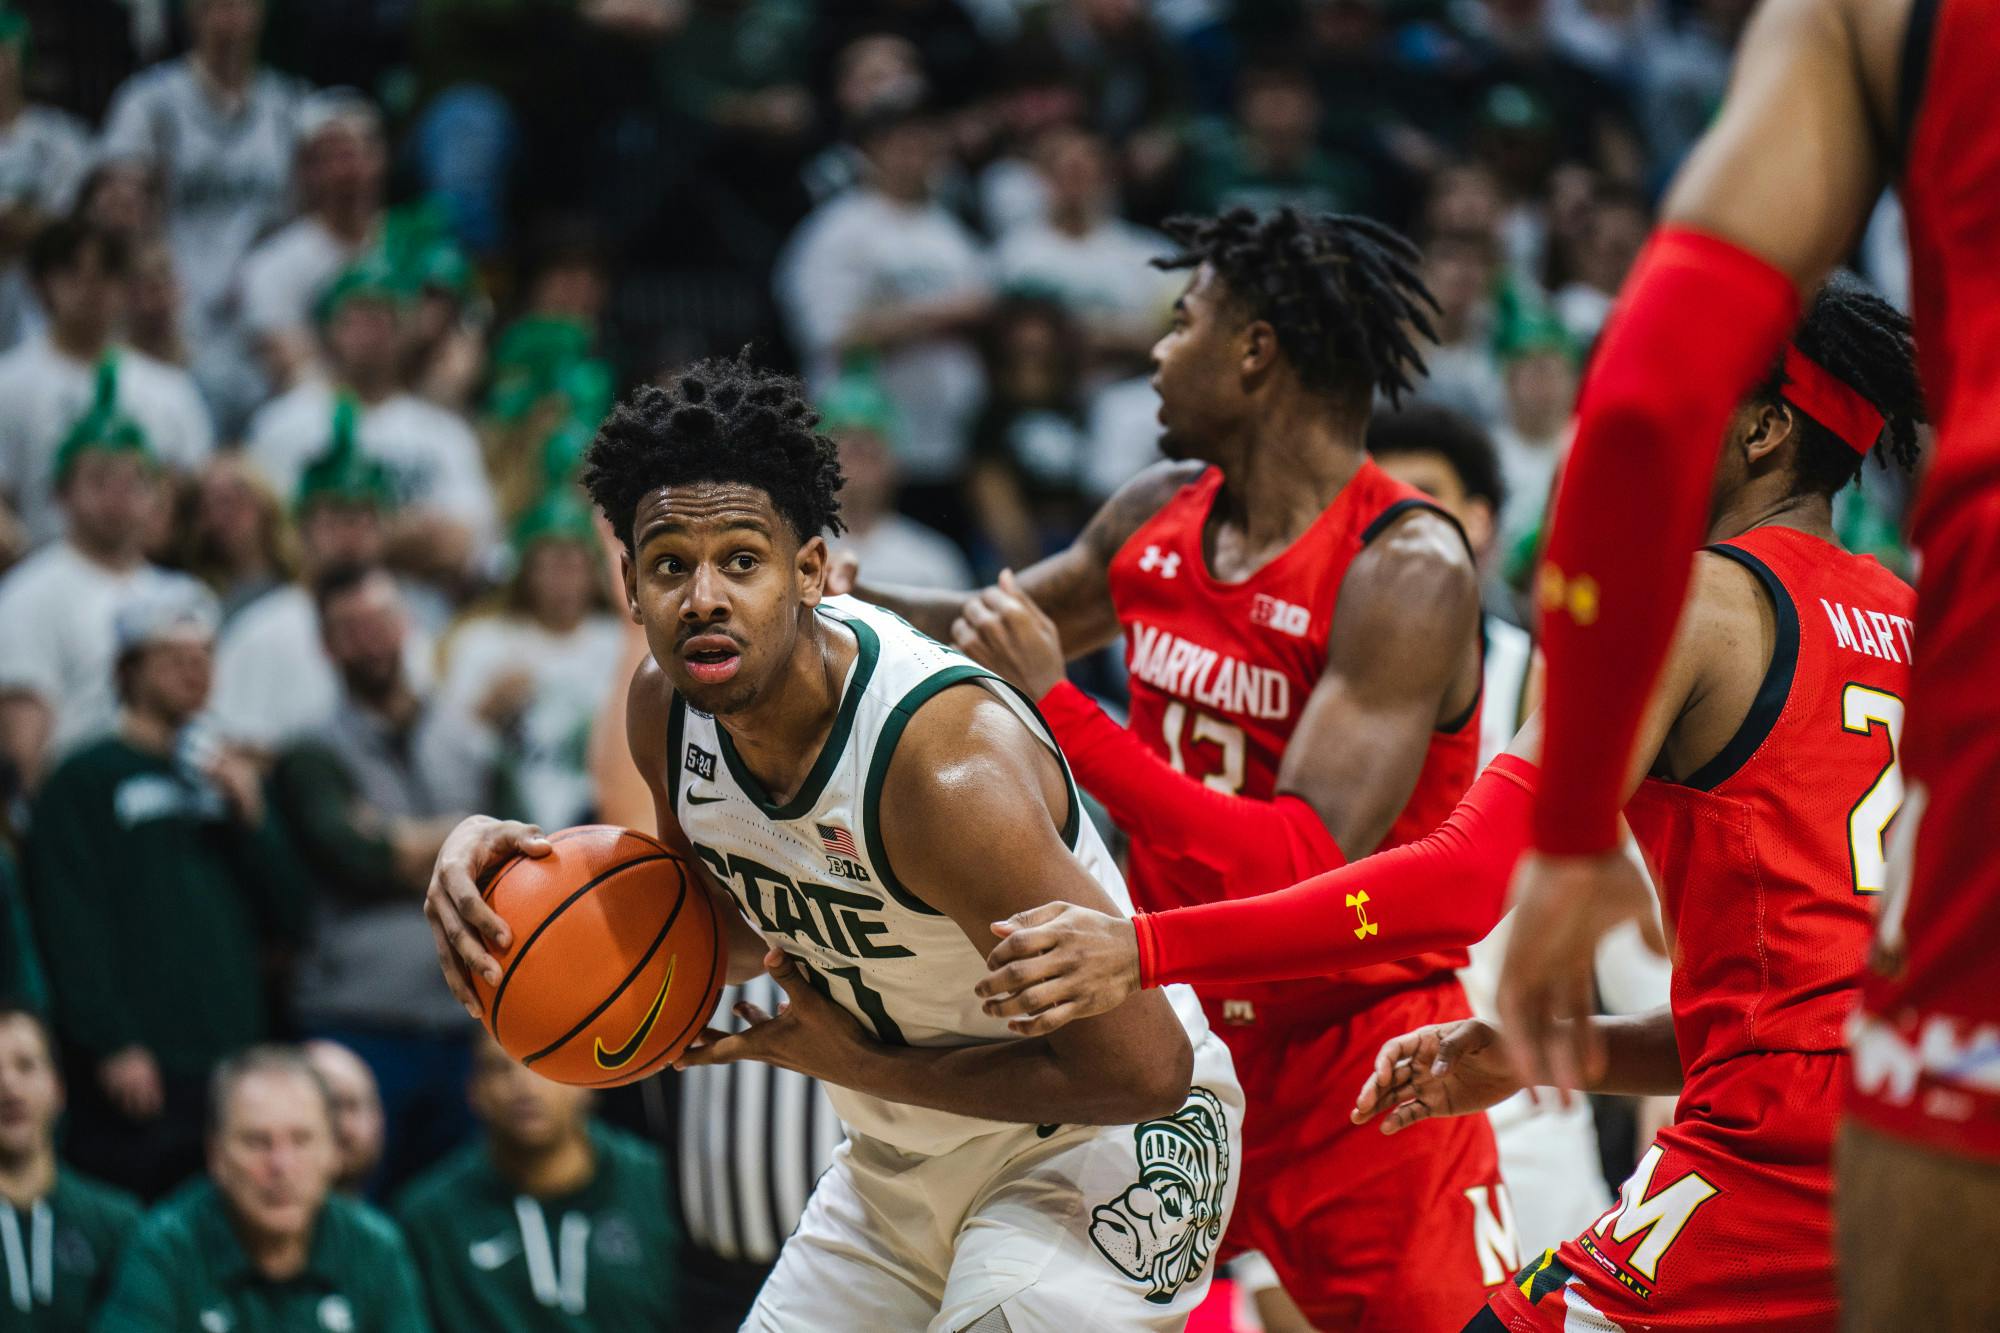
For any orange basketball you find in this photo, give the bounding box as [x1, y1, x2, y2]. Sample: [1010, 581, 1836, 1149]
[471, 825, 726, 1086]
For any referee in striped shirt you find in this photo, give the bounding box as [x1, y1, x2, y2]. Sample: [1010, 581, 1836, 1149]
[656, 974, 842, 1329]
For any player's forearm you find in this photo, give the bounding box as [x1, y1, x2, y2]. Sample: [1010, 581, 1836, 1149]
[1135, 756, 1535, 987]
[1039, 681, 1344, 902]
[850, 580, 965, 641]
[1581, 1005, 1683, 1098]
[845, 1021, 1192, 1125]
[1534, 228, 1800, 854]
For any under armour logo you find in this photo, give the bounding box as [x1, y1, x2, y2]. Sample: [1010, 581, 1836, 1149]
[1138, 545, 1181, 579]
[1346, 891, 1378, 940]
[1537, 562, 1600, 627]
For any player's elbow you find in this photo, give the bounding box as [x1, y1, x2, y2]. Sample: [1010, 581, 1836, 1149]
[1118, 1027, 1195, 1123]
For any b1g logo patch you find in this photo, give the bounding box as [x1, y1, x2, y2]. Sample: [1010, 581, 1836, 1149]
[1249, 593, 1311, 638]
[1089, 1088, 1230, 1304]
[685, 745, 717, 782]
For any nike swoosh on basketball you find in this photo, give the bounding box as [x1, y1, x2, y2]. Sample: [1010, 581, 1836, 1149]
[595, 956, 678, 1069]
[685, 792, 728, 805]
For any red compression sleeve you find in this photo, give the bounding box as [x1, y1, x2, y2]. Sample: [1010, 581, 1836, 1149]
[1038, 681, 1343, 904]
[1534, 227, 1800, 854]
[1134, 754, 1538, 988]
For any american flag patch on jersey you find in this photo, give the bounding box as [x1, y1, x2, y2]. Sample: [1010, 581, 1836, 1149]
[817, 824, 861, 859]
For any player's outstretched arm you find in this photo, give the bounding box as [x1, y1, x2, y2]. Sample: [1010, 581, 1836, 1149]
[1349, 1007, 1683, 1136]
[973, 506, 1480, 909]
[837, 460, 1201, 656]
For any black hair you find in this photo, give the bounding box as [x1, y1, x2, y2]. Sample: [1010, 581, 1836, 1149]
[28, 218, 130, 286]
[1366, 404, 1506, 512]
[1754, 271, 1924, 498]
[311, 559, 387, 618]
[1156, 208, 1440, 404]
[582, 355, 844, 550]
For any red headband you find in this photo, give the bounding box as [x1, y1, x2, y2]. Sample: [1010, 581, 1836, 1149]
[1781, 345, 1883, 455]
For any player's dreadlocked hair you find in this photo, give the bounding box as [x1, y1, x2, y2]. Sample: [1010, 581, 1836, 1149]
[582, 354, 844, 550]
[1756, 271, 1925, 498]
[1154, 207, 1440, 404]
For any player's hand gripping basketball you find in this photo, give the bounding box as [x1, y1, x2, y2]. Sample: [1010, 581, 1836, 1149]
[954, 570, 1065, 699]
[674, 948, 870, 1079]
[975, 901, 1142, 1035]
[1497, 848, 1659, 1102]
[1349, 1018, 1519, 1135]
[425, 814, 553, 1017]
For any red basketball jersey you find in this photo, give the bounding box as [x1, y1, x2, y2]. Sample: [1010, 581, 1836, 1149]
[1622, 527, 1914, 1079]
[1850, 0, 2000, 1158]
[1106, 460, 1481, 1017]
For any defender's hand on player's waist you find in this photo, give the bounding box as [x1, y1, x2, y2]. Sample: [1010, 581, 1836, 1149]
[674, 949, 869, 1079]
[1350, 1018, 1520, 1135]
[424, 815, 552, 1018]
[954, 570, 1065, 699]
[976, 902, 1142, 1036]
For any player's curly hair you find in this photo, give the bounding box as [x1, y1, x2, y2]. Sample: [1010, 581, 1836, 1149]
[582, 355, 844, 550]
[1155, 207, 1441, 404]
[1757, 271, 1925, 498]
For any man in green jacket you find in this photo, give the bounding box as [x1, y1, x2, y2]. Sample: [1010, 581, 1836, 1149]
[94, 1044, 431, 1332]
[26, 576, 306, 1199]
[396, 1034, 679, 1329]
[0, 1006, 143, 1327]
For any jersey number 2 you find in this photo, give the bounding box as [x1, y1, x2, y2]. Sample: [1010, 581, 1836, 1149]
[1841, 683, 1905, 895]
[1161, 701, 1246, 794]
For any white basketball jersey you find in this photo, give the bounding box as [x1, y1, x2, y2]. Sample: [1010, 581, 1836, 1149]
[671, 596, 1211, 1155]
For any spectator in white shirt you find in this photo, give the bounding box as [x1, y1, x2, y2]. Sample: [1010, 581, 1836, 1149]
[1490, 314, 1580, 572]
[0, 408, 175, 787]
[239, 92, 388, 393]
[246, 263, 496, 585]
[98, 0, 307, 423]
[819, 377, 972, 593]
[211, 414, 433, 755]
[431, 490, 624, 831]
[774, 97, 991, 531]
[993, 125, 1178, 373]
[0, 221, 214, 548]
[0, 11, 92, 351]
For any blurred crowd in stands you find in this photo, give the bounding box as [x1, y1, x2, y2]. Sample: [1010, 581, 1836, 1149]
[0, 0, 1919, 1327]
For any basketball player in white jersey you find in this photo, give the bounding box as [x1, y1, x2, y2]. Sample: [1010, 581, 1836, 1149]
[424, 358, 1243, 1333]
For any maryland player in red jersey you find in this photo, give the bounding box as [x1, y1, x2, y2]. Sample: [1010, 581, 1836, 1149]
[841, 208, 1506, 1328]
[1454, 0, 2000, 1321]
[978, 276, 1925, 1330]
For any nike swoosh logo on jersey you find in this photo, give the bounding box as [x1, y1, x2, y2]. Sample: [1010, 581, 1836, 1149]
[595, 955, 678, 1069]
[469, 1234, 521, 1270]
[685, 792, 728, 805]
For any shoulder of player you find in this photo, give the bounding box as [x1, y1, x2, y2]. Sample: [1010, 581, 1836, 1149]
[1080, 459, 1206, 560]
[876, 680, 1047, 829]
[1337, 505, 1479, 624]
[1681, 546, 1775, 650]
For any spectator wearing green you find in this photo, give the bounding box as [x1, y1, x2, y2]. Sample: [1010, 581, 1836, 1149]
[95, 1046, 431, 1333]
[209, 401, 437, 755]
[0, 844, 46, 1014]
[0, 1007, 142, 1328]
[397, 1034, 679, 1330]
[26, 576, 306, 1200]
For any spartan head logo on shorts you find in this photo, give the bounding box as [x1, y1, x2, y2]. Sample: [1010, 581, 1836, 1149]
[1089, 1087, 1230, 1304]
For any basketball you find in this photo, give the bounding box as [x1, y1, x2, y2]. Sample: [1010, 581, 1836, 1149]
[470, 825, 726, 1087]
